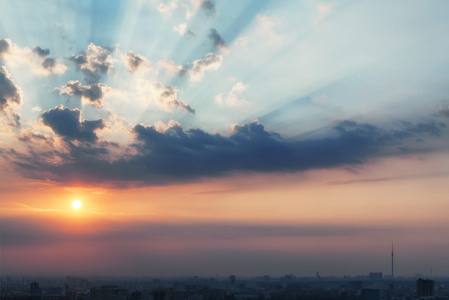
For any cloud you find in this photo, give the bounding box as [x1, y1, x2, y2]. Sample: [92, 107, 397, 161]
[142, 81, 195, 113]
[173, 23, 195, 37]
[158, 2, 178, 14]
[215, 82, 249, 107]
[254, 15, 285, 45]
[0, 39, 10, 56]
[7, 117, 447, 186]
[153, 120, 182, 133]
[0, 66, 22, 127]
[209, 28, 226, 50]
[41, 105, 106, 142]
[70, 43, 114, 83]
[0, 66, 22, 112]
[316, 2, 334, 13]
[392, 120, 445, 140]
[200, 0, 215, 16]
[173, 22, 187, 36]
[315, 1, 337, 24]
[0, 38, 67, 75]
[38, 57, 67, 75]
[158, 59, 181, 75]
[181, 52, 223, 81]
[58, 80, 105, 107]
[17, 130, 54, 145]
[183, 3, 194, 20]
[434, 106, 449, 119]
[32, 46, 50, 57]
[124, 51, 152, 73]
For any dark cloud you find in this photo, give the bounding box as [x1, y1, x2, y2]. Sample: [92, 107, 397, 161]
[42, 57, 56, 69]
[124, 51, 151, 72]
[41, 105, 106, 142]
[126, 51, 143, 71]
[58, 80, 104, 106]
[32, 46, 50, 57]
[7, 116, 448, 185]
[0, 39, 10, 56]
[36, 53, 67, 75]
[0, 66, 22, 113]
[209, 28, 226, 49]
[392, 120, 444, 140]
[69, 43, 113, 83]
[201, 0, 215, 15]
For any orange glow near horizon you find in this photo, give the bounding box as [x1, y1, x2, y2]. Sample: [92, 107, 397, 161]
[1, 153, 449, 276]
[2, 153, 447, 226]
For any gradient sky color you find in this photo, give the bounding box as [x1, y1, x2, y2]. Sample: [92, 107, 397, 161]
[1, 0, 449, 277]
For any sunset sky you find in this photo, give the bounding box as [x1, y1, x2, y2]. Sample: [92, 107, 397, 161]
[1, 0, 449, 277]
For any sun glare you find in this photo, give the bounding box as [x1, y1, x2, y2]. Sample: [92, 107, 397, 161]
[72, 200, 82, 210]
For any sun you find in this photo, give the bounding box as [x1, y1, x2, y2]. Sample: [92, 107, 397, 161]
[72, 200, 82, 210]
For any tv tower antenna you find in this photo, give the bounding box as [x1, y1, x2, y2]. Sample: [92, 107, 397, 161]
[391, 241, 394, 279]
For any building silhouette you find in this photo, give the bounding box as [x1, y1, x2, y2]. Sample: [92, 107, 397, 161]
[369, 272, 383, 281]
[416, 278, 434, 297]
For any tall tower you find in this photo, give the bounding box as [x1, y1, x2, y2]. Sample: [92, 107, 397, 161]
[391, 241, 394, 279]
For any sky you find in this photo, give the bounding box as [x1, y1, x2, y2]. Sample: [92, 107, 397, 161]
[1, 0, 449, 278]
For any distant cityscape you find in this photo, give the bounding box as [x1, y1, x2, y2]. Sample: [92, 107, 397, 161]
[1, 273, 448, 300]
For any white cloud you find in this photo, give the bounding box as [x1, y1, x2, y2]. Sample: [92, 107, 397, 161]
[159, 53, 223, 82]
[183, 4, 194, 19]
[158, 59, 181, 74]
[186, 52, 223, 82]
[315, 1, 337, 24]
[158, 2, 178, 13]
[215, 82, 249, 108]
[153, 120, 182, 133]
[255, 15, 285, 45]
[173, 23, 187, 36]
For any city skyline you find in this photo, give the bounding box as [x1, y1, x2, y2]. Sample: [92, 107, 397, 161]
[1, 0, 449, 277]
